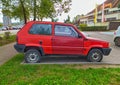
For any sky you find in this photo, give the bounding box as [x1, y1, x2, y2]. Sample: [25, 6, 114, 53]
[57, 0, 106, 22]
[0, 0, 106, 23]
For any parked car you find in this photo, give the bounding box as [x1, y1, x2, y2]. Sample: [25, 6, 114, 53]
[12, 25, 24, 30]
[1, 27, 7, 31]
[114, 26, 120, 47]
[14, 21, 111, 63]
[1, 26, 13, 31]
[12, 26, 18, 30]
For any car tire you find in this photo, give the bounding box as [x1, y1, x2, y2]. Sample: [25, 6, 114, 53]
[115, 37, 120, 47]
[25, 49, 41, 63]
[87, 49, 103, 62]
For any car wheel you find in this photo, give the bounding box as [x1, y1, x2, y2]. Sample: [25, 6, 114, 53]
[25, 49, 41, 63]
[87, 49, 103, 62]
[115, 37, 120, 47]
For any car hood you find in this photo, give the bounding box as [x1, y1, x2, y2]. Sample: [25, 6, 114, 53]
[84, 37, 109, 48]
[87, 37, 108, 42]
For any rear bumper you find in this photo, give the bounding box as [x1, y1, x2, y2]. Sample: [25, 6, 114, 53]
[102, 48, 112, 55]
[14, 43, 25, 53]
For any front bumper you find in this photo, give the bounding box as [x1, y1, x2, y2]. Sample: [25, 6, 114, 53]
[102, 48, 112, 55]
[14, 43, 25, 53]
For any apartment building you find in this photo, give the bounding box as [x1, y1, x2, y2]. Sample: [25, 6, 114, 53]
[80, 0, 120, 26]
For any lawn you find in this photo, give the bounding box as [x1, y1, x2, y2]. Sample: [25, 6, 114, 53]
[0, 54, 120, 85]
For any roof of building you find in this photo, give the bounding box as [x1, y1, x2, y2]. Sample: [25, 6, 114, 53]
[87, 0, 120, 15]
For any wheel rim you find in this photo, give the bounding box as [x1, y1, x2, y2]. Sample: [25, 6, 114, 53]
[92, 52, 100, 61]
[27, 52, 39, 63]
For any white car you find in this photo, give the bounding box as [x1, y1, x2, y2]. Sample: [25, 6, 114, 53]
[114, 26, 120, 47]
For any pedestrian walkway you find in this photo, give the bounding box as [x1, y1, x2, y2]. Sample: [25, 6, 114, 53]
[0, 43, 17, 65]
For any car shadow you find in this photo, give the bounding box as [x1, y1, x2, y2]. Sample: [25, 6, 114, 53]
[40, 56, 88, 64]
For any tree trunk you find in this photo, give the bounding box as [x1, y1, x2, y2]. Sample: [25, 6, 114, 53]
[33, 0, 36, 21]
[40, 18, 43, 21]
[20, 0, 27, 24]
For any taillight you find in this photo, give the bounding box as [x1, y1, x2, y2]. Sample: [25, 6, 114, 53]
[16, 36, 18, 42]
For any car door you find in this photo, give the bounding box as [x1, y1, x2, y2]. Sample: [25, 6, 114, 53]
[52, 25, 84, 55]
[28, 23, 53, 54]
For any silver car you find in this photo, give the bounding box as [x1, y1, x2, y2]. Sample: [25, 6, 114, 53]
[114, 26, 120, 47]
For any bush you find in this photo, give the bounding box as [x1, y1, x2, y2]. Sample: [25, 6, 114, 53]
[4, 32, 10, 39]
[0, 35, 16, 46]
[78, 26, 108, 31]
[79, 24, 87, 27]
[0, 36, 2, 40]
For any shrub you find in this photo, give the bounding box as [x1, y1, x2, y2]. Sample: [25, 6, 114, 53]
[4, 32, 10, 39]
[0, 36, 2, 40]
[0, 35, 16, 46]
[79, 24, 87, 27]
[78, 26, 108, 31]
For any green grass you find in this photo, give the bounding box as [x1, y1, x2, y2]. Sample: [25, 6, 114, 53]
[0, 54, 120, 85]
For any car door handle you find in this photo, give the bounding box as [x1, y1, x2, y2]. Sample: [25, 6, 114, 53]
[51, 38, 55, 41]
[39, 40, 43, 45]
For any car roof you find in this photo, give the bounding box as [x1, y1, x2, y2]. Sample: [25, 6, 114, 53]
[27, 21, 72, 26]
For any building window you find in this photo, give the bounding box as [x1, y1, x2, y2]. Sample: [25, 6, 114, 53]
[106, 18, 116, 21]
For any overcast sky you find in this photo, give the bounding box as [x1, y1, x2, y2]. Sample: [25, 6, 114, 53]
[57, 0, 106, 22]
[0, 0, 106, 22]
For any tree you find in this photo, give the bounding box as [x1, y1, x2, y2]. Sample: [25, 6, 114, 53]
[19, 0, 27, 24]
[1, 0, 72, 23]
[64, 15, 71, 23]
[118, 3, 120, 8]
[33, 0, 72, 21]
[0, 23, 3, 27]
[52, 0, 72, 19]
[72, 15, 81, 26]
[33, 0, 36, 21]
[1, 0, 30, 24]
[36, 0, 55, 21]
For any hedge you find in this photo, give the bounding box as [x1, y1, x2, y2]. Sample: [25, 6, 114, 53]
[78, 26, 108, 31]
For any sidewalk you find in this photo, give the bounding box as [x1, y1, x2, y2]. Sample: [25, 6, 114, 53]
[0, 42, 17, 65]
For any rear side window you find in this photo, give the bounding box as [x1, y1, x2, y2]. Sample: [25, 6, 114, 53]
[29, 24, 52, 35]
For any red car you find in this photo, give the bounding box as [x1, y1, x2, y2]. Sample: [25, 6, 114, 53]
[14, 21, 111, 63]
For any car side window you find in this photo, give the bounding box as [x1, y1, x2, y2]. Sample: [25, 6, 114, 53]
[55, 25, 78, 37]
[29, 24, 52, 35]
